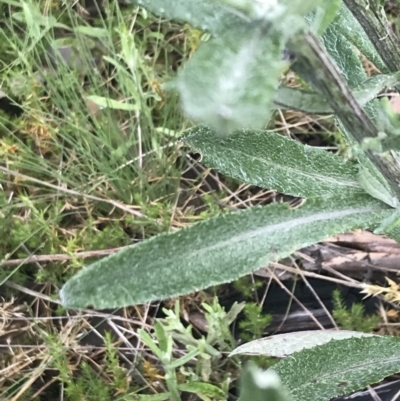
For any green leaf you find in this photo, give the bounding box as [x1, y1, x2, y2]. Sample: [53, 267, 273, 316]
[358, 164, 399, 207]
[238, 363, 292, 401]
[334, 3, 388, 73]
[320, 21, 400, 203]
[173, 29, 287, 135]
[86, 95, 139, 111]
[74, 26, 110, 38]
[342, 0, 400, 75]
[229, 330, 377, 358]
[0, 0, 21, 6]
[126, 0, 243, 36]
[354, 73, 400, 105]
[274, 73, 400, 114]
[274, 86, 333, 114]
[154, 321, 170, 354]
[182, 127, 364, 199]
[169, 348, 200, 369]
[273, 336, 400, 401]
[321, 23, 368, 88]
[60, 195, 391, 309]
[178, 382, 225, 398]
[220, 0, 325, 22]
[315, 0, 342, 35]
[373, 206, 400, 234]
[135, 394, 171, 401]
[138, 329, 164, 360]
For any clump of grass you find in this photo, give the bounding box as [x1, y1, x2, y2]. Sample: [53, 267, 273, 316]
[0, 1, 232, 399]
[0, 0, 201, 282]
[239, 302, 272, 342]
[332, 289, 380, 332]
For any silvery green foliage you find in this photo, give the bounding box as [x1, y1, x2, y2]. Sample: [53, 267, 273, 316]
[234, 335, 400, 401]
[127, 0, 331, 134]
[230, 330, 377, 358]
[183, 127, 364, 199]
[321, 18, 400, 208]
[60, 194, 392, 309]
[171, 0, 330, 134]
[334, 3, 388, 73]
[275, 73, 400, 114]
[173, 28, 287, 135]
[126, 0, 240, 36]
[273, 336, 400, 401]
[238, 363, 293, 401]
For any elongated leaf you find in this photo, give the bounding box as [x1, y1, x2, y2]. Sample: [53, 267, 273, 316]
[137, 394, 171, 401]
[229, 330, 377, 358]
[74, 26, 109, 38]
[319, 23, 400, 203]
[273, 336, 400, 401]
[300, 28, 400, 203]
[343, 0, 400, 75]
[178, 382, 225, 398]
[354, 73, 400, 105]
[335, 3, 388, 73]
[321, 24, 367, 88]
[182, 127, 364, 199]
[274, 86, 333, 114]
[358, 164, 399, 207]
[60, 195, 391, 309]
[86, 95, 139, 111]
[315, 0, 342, 35]
[173, 29, 287, 135]
[274, 73, 400, 114]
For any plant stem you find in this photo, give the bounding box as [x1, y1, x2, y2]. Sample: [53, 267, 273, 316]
[289, 31, 400, 199]
[165, 368, 181, 401]
[343, 0, 400, 76]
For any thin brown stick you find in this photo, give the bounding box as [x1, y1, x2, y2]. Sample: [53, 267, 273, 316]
[0, 166, 149, 219]
[1, 246, 128, 267]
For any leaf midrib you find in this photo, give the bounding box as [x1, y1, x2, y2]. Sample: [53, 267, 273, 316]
[218, 145, 362, 190]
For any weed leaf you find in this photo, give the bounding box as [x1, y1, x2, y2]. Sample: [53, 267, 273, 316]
[275, 73, 400, 114]
[274, 336, 400, 401]
[173, 30, 286, 135]
[60, 195, 391, 309]
[183, 127, 364, 199]
[230, 330, 377, 358]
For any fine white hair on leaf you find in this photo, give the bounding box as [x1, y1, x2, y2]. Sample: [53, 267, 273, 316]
[252, 368, 281, 389]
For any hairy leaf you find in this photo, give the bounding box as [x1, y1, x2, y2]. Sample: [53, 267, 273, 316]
[173, 29, 287, 135]
[238, 364, 292, 401]
[274, 73, 400, 114]
[274, 336, 400, 401]
[182, 127, 364, 199]
[343, 0, 400, 75]
[321, 23, 367, 88]
[229, 330, 377, 358]
[320, 21, 400, 203]
[334, 3, 388, 73]
[60, 195, 391, 309]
